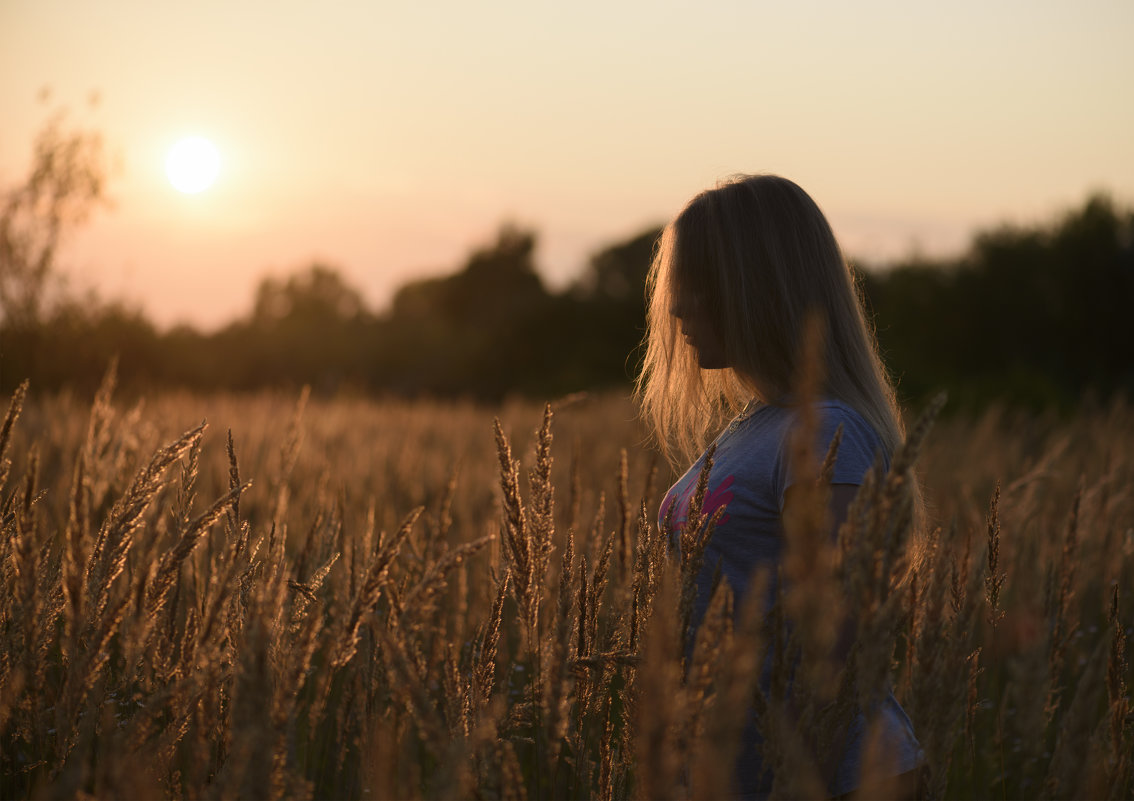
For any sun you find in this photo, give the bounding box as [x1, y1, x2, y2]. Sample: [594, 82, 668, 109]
[166, 136, 220, 194]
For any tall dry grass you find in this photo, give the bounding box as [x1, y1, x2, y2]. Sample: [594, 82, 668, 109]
[0, 372, 1131, 799]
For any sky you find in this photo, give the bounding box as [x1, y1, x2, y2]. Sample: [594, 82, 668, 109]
[2, 0, 1132, 331]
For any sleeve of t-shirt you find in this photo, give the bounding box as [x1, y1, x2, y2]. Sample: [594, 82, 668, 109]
[776, 404, 885, 512]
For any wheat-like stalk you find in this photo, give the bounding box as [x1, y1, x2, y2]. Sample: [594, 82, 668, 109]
[0, 381, 1129, 799]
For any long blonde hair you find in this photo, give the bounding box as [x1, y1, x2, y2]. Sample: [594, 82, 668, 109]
[635, 174, 905, 466]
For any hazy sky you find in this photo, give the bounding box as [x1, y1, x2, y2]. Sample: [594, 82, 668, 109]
[3, 0, 1132, 330]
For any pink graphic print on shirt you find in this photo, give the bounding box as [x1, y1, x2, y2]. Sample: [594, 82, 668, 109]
[664, 474, 735, 532]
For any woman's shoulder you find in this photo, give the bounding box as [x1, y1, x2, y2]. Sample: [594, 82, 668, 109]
[810, 399, 887, 474]
[753, 398, 876, 436]
[814, 398, 875, 430]
[757, 398, 886, 501]
[729, 398, 881, 452]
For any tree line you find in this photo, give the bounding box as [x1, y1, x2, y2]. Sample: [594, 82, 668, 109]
[2, 117, 1132, 409]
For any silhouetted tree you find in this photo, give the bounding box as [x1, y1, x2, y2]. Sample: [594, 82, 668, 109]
[237, 263, 374, 393]
[0, 109, 108, 328]
[862, 192, 1134, 410]
[570, 226, 662, 385]
[3, 101, 1129, 417]
[252, 264, 366, 327]
[381, 224, 562, 397]
[1, 105, 113, 393]
[577, 226, 661, 303]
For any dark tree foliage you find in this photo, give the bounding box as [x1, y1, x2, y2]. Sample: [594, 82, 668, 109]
[569, 226, 663, 387]
[860, 193, 1134, 411]
[237, 264, 375, 393]
[376, 225, 587, 399]
[1, 110, 1130, 410]
[5, 300, 159, 392]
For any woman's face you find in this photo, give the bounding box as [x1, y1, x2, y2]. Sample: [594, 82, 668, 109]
[670, 289, 728, 370]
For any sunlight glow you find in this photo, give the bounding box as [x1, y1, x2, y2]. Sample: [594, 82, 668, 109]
[166, 136, 220, 194]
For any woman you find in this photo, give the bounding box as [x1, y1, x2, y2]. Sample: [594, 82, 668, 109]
[635, 174, 923, 798]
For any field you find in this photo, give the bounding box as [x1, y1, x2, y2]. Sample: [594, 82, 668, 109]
[1, 375, 1131, 799]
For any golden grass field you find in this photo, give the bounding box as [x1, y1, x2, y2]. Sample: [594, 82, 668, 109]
[0, 373, 1131, 799]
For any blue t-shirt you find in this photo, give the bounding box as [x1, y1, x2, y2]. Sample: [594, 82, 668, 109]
[660, 399, 922, 798]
